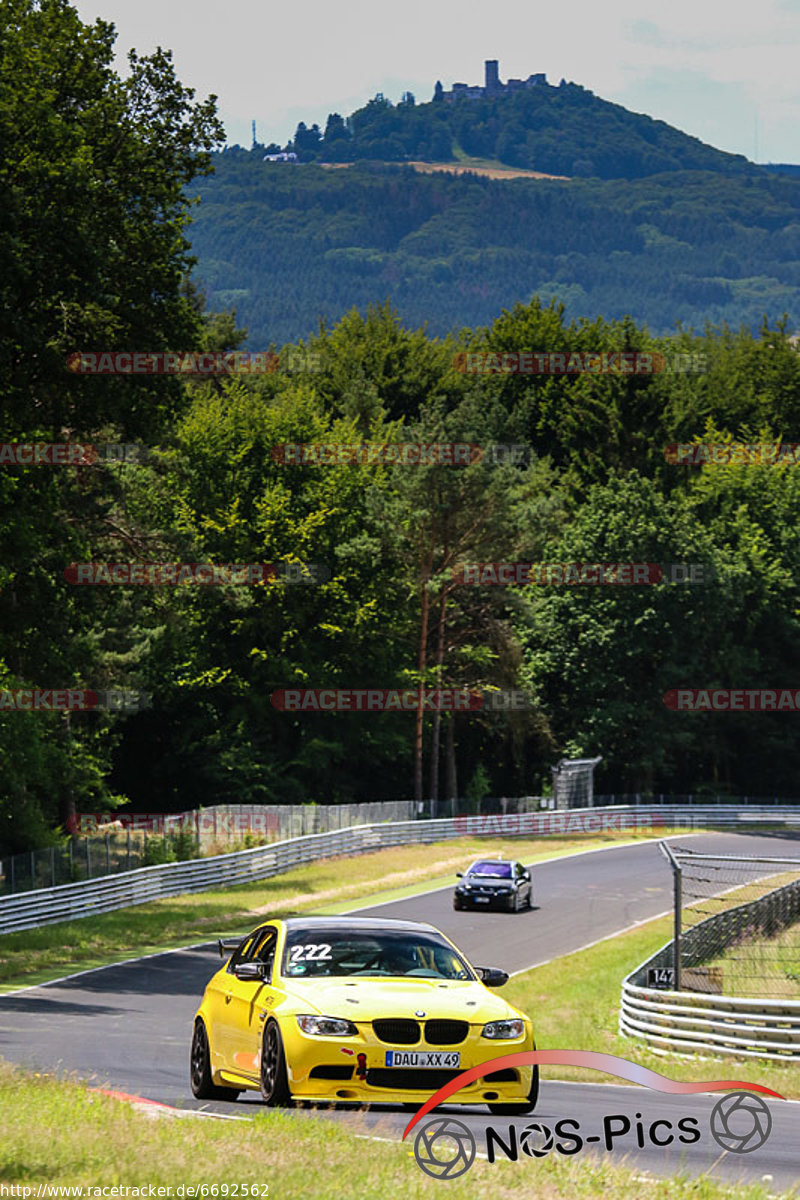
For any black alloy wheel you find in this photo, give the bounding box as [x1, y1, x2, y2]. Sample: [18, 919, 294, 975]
[260, 1020, 292, 1106]
[190, 1019, 240, 1101]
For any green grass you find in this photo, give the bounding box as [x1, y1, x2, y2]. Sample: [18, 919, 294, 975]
[504, 915, 799, 1099]
[703, 920, 800, 999]
[0, 829, 675, 991]
[1, 826, 796, 1194]
[0, 1060, 789, 1198]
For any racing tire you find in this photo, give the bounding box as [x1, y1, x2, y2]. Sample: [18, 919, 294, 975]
[525, 888, 533, 909]
[487, 1064, 539, 1116]
[453, 898, 464, 911]
[261, 1019, 292, 1107]
[509, 891, 520, 913]
[190, 1019, 240, 1102]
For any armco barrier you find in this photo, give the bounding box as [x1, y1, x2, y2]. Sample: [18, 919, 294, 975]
[1, 805, 799, 936]
[620, 874, 800, 1061]
[620, 983, 800, 1061]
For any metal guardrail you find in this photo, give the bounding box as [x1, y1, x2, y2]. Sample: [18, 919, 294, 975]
[620, 873, 800, 1061]
[620, 983, 800, 1061]
[1, 804, 799, 937]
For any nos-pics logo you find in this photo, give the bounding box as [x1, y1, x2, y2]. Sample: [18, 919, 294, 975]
[403, 1051, 782, 1181]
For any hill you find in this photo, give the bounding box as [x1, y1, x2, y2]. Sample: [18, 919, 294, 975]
[188, 157, 800, 346]
[260, 64, 759, 182]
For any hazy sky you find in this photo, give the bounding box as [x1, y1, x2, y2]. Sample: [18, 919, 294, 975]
[76, 0, 800, 163]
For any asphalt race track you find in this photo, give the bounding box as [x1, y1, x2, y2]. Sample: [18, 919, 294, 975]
[1, 832, 798, 1190]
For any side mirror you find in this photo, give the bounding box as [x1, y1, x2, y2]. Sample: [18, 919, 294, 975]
[477, 967, 509, 987]
[219, 936, 244, 959]
[234, 962, 266, 982]
[456, 872, 463, 878]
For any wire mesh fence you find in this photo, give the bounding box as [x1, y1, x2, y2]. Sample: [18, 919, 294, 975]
[668, 847, 800, 998]
[0, 801, 420, 896]
[0, 832, 157, 897]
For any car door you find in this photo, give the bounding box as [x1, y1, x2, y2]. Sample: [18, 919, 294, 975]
[514, 861, 529, 905]
[217, 927, 278, 1080]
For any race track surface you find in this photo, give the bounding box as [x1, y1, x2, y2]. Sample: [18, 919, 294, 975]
[1, 831, 797, 1189]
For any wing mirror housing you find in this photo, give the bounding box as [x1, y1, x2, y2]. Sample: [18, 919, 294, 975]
[456, 871, 463, 878]
[218, 936, 244, 959]
[477, 967, 509, 987]
[233, 962, 267, 982]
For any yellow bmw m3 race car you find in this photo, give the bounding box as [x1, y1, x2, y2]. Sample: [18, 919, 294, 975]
[191, 916, 538, 1114]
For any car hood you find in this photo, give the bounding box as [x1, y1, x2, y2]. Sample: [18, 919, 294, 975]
[281, 976, 517, 1024]
[464, 876, 513, 885]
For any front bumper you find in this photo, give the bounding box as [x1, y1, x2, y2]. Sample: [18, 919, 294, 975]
[455, 888, 515, 907]
[284, 1027, 534, 1104]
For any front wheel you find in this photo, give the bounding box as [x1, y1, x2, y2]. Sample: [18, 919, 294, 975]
[487, 1064, 539, 1116]
[261, 1020, 292, 1106]
[190, 1020, 240, 1101]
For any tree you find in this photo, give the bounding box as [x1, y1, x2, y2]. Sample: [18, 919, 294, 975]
[0, 0, 223, 846]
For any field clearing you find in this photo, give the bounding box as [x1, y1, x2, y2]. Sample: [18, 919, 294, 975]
[0, 828, 674, 990]
[0, 1059, 784, 1199]
[319, 158, 570, 180]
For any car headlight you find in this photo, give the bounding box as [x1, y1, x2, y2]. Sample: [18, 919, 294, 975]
[297, 1015, 358, 1037]
[482, 1018, 525, 1039]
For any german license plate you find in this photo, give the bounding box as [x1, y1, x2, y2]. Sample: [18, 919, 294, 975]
[384, 1050, 461, 1068]
[475, 896, 490, 903]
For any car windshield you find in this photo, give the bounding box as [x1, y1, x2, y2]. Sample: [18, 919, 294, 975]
[281, 928, 475, 980]
[468, 861, 512, 877]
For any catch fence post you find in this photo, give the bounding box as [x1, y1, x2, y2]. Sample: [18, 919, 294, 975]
[660, 841, 682, 991]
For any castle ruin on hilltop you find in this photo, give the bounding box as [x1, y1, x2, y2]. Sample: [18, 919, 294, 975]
[435, 60, 547, 102]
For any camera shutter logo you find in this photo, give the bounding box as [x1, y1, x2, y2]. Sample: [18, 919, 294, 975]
[710, 1093, 773, 1153]
[413, 1117, 476, 1179]
[519, 1121, 555, 1158]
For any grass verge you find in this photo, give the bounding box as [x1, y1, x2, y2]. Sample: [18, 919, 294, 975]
[0, 829, 677, 992]
[703, 920, 799, 1000]
[503, 914, 799, 1099]
[0, 1060, 787, 1199]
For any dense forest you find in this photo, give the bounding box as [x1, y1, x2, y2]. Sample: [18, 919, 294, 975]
[188, 156, 800, 345]
[2, 1, 800, 856]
